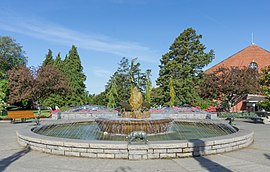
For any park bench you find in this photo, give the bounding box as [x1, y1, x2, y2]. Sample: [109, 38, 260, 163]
[8, 110, 36, 123]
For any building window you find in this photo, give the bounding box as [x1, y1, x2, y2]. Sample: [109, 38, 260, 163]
[248, 61, 258, 70]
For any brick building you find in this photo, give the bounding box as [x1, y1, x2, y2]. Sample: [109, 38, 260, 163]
[206, 44, 270, 74]
[206, 44, 270, 112]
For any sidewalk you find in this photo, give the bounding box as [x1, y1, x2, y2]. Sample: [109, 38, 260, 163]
[0, 120, 269, 172]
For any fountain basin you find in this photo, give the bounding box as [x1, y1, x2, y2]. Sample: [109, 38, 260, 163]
[95, 117, 173, 135]
[17, 119, 253, 160]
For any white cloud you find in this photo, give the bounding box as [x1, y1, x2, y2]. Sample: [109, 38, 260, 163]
[0, 11, 159, 64]
[93, 67, 112, 78]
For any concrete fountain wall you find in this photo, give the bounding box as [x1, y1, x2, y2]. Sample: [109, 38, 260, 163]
[51, 112, 217, 120]
[17, 119, 253, 160]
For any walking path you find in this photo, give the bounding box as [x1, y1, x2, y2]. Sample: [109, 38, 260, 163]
[0, 120, 269, 172]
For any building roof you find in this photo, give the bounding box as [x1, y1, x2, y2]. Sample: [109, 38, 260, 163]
[205, 44, 270, 74]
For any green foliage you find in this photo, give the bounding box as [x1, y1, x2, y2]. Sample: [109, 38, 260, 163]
[103, 57, 151, 107]
[62, 45, 87, 106]
[259, 66, 270, 111]
[257, 98, 270, 111]
[42, 49, 54, 66]
[107, 80, 118, 108]
[156, 28, 214, 106]
[91, 91, 107, 106]
[217, 112, 257, 119]
[169, 77, 175, 107]
[0, 36, 27, 75]
[145, 80, 152, 103]
[192, 97, 215, 109]
[0, 88, 7, 111]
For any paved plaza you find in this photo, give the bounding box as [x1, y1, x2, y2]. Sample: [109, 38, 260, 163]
[0, 120, 270, 172]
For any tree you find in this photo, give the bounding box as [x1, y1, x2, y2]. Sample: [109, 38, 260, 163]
[0, 87, 7, 113]
[107, 80, 118, 108]
[169, 77, 175, 107]
[257, 66, 270, 111]
[54, 53, 62, 69]
[156, 28, 214, 106]
[200, 67, 260, 111]
[63, 45, 87, 106]
[42, 49, 54, 66]
[0, 36, 27, 75]
[105, 57, 151, 106]
[7, 65, 69, 107]
[7, 65, 33, 105]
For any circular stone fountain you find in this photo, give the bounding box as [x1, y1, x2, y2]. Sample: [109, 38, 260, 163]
[16, 87, 254, 160]
[95, 87, 173, 135]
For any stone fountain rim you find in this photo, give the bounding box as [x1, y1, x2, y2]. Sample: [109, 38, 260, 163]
[16, 119, 254, 160]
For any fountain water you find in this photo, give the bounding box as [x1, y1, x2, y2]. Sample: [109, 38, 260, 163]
[95, 87, 173, 135]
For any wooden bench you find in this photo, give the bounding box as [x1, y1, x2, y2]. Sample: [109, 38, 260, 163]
[8, 110, 36, 123]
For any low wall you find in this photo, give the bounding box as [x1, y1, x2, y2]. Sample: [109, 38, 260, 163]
[51, 112, 217, 120]
[17, 122, 253, 160]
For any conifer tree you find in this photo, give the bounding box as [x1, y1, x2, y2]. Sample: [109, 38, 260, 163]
[54, 53, 62, 69]
[42, 49, 54, 66]
[169, 77, 175, 107]
[63, 45, 87, 106]
[107, 80, 118, 108]
[156, 28, 214, 106]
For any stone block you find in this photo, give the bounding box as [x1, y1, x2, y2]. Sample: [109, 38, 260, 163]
[160, 153, 176, 158]
[153, 149, 167, 154]
[51, 149, 64, 155]
[149, 142, 187, 149]
[216, 148, 226, 153]
[97, 153, 115, 159]
[225, 147, 233, 152]
[167, 148, 182, 153]
[87, 148, 104, 153]
[64, 142, 89, 148]
[104, 149, 128, 154]
[80, 152, 97, 158]
[147, 153, 160, 159]
[115, 154, 129, 159]
[128, 144, 148, 150]
[71, 147, 87, 152]
[176, 152, 193, 158]
[182, 147, 193, 153]
[65, 151, 80, 157]
[128, 154, 142, 160]
[91, 143, 127, 149]
[57, 146, 72, 151]
[128, 150, 147, 155]
[203, 149, 217, 155]
[41, 139, 64, 146]
[47, 145, 58, 150]
[42, 148, 52, 153]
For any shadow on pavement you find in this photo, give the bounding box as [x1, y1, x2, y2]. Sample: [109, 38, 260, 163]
[0, 145, 31, 171]
[190, 139, 232, 172]
[114, 166, 133, 172]
[264, 153, 270, 160]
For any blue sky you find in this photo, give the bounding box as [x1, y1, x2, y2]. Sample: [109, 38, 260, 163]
[1, 0, 270, 94]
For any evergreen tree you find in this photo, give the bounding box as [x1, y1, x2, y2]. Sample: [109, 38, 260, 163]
[107, 80, 118, 108]
[54, 53, 62, 69]
[42, 49, 54, 66]
[63, 45, 87, 106]
[104, 57, 151, 106]
[156, 28, 214, 106]
[169, 77, 175, 107]
[145, 69, 152, 103]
